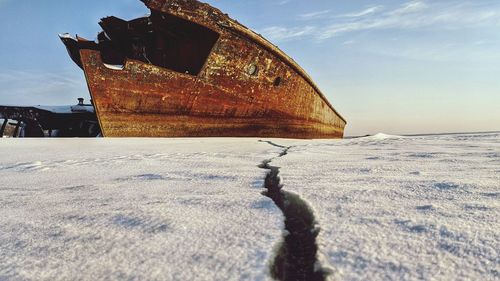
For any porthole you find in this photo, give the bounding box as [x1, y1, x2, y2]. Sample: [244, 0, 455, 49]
[247, 64, 258, 76]
[273, 77, 282, 87]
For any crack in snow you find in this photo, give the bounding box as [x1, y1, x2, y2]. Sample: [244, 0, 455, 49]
[258, 141, 331, 281]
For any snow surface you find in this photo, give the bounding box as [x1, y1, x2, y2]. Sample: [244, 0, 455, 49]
[274, 133, 500, 280]
[0, 139, 283, 281]
[32, 105, 94, 114]
[103, 64, 125, 71]
[0, 133, 499, 281]
[58, 33, 73, 39]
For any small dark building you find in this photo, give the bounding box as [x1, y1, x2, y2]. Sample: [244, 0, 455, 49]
[0, 98, 101, 138]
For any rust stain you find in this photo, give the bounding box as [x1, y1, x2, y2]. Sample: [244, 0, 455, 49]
[62, 0, 347, 139]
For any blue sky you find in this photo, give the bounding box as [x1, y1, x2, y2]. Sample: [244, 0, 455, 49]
[1, 0, 499, 136]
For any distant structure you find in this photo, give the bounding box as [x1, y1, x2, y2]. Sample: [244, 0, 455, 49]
[58, 0, 346, 138]
[0, 98, 100, 138]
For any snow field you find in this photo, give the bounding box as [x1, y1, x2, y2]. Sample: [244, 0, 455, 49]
[0, 138, 284, 281]
[0, 133, 498, 280]
[273, 133, 500, 280]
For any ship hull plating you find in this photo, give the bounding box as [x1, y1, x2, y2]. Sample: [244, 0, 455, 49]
[73, 0, 347, 138]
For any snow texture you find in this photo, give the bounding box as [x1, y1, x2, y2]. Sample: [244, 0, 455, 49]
[1, 133, 499, 281]
[273, 133, 500, 281]
[0, 139, 283, 281]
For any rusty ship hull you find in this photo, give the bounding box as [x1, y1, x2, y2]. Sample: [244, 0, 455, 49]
[62, 0, 347, 138]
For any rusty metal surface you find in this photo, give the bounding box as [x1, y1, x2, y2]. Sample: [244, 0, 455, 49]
[68, 0, 347, 138]
[143, 0, 346, 123]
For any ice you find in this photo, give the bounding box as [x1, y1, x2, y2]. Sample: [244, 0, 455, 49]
[1, 133, 499, 280]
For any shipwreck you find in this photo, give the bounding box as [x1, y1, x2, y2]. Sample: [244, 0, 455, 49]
[2, 0, 347, 138]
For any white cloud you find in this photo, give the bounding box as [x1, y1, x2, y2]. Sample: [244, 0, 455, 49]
[260, 1, 500, 42]
[275, 0, 291, 5]
[336, 6, 383, 18]
[299, 10, 330, 20]
[388, 1, 428, 16]
[259, 26, 316, 42]
[0, 70, 87, 106]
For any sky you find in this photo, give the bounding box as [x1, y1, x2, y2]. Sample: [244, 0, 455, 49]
[0, 0, 499, 136]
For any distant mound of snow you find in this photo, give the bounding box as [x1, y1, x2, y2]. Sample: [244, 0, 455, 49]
[370, 133, 404, 140]
[344, 133, 405, 145]
[354, 133, 404, 141]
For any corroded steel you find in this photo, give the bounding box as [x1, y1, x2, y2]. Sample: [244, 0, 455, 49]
[66, 0, 347, 138]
